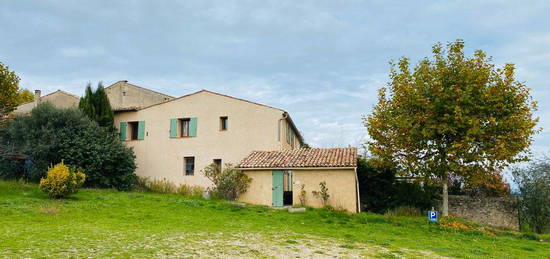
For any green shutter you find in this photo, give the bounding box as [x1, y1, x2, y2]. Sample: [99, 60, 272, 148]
[137, 121, 145, 140]
[169, 119, 177, 138]
[189, 117, 197, 137]
[119, 122, 127, 141]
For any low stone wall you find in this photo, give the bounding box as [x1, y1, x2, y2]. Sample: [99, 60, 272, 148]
[438, 195, 518, 230]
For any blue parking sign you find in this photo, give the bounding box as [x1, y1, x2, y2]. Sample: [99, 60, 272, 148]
[428, 210, 438, 222]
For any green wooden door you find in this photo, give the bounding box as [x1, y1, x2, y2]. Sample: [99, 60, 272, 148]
[272, 170, 284, 207]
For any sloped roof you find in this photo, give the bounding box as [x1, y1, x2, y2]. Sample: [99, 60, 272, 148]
[237, 148, 357, 169]
[140, 89, 283, 112]
[106, 80, 175, 99]
[17, 90, 80, 106]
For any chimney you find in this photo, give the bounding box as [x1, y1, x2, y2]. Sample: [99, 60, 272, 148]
[34, 90, 41, 107]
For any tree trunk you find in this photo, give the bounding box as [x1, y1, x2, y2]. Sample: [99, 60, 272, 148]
[442, 174, 449, 216]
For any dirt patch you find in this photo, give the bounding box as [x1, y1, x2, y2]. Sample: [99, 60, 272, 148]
[4, 231, 451, 258]
[152, 232, 451, 258]
[38, 204, 60, 215]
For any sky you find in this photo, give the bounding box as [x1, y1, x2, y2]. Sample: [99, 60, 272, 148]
[1, 1, 549, 158]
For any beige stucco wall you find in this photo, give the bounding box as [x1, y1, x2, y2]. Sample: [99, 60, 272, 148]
[14, 91, 79, 114]
[238, 170, 274, 206]
[106, 81, 173, 110]
[239, 168, 358, 213]
[113, 91, 301, 187]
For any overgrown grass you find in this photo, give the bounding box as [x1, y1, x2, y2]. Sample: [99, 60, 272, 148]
[0, 181, 547, 258]
[133, 177, 204, 197]
[385, 206, 422, 217]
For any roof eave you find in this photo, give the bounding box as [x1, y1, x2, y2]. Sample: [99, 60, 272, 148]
[237, 166, 357, 170]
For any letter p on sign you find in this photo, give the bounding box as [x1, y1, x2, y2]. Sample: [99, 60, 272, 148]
[428, 210, 438, 223]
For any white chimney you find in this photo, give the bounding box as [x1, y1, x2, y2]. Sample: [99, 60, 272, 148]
[34, 90, 41, 107]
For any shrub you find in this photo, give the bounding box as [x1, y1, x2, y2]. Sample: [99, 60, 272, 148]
[0, 103, 137, 190]
[520, 233, 541, 241]
[39, 161, 85, 199]
[511, 157, 550, 234]
[144, 178, 177, 193]
[357, 156, 439, 213]
[299, 184, 306, 206]
[393, 181, 439, 211]
[312, 181, 330, 206]
[203, 163, 251, 200]
[357, 157, 397, 213]
[176, 184, 204, 197]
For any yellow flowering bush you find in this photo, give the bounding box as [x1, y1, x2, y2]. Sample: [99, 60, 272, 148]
[39, 161, 86, 199]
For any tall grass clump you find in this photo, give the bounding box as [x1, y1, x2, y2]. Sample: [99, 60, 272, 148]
[134, 177, 203, 198]
[385, 206, 422, 217]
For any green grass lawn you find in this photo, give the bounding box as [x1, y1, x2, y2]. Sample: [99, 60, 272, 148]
[0, 181, 547, 258]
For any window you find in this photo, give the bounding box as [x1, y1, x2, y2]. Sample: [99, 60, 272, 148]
[184, 157, 195, 176]
[220, 116, 228, 131]
[286, 123, 292, 145]
[170, 118, 197, 138]
[180, 118, 190, 137]
[213, 159, 222, 172]
[128, 121, 139, 140]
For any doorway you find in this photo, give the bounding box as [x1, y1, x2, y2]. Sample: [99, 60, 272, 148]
[272, 170, 293, 207]
[283, 170, 293, 206]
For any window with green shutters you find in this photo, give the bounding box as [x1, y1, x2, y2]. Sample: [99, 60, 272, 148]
[119, 121, 145, 141]
[170, 117, 198, 138]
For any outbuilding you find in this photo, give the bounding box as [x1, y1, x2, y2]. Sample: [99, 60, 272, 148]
[237, 148, 360, 213]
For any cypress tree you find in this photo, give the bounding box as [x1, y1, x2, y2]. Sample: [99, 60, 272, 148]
[79, 83, 96, 121]
[78, 82, 114, 130]
[94, 83, 114, 130]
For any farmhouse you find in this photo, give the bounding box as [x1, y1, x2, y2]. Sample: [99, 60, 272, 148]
[14, 81, 359, 212]
[14, 89, 80, 114]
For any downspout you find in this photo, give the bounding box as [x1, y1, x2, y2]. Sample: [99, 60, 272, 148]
[278, 112, 288, 142]
[355, 167, 361, 213]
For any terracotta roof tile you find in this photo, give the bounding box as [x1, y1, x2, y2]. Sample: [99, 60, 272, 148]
[237, 148, 357, 169]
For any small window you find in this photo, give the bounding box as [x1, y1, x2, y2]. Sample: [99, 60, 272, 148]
[286, 123, 292, 145]
[128, 121, 139, 140]
[213, 159, 222, 172]
[123, 91, 127, 96]
[184, 157, 195, 176]
[180, 118, 190, 137]
[220, 116, 228, 131]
